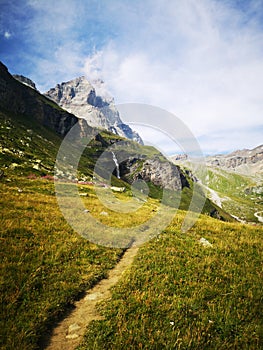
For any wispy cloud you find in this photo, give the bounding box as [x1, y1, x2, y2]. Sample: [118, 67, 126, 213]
[82, 0, 263, 153]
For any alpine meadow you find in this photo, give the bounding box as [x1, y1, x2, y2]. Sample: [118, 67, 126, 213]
[2, 0, 263, 344]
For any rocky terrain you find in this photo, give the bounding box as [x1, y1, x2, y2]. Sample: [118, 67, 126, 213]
[45, 76, 143, 144]
[0, 61, 184, 191]
[123, 155, 189, 191]
[0, 61, 232, 222]
[206, 145, 263, 177]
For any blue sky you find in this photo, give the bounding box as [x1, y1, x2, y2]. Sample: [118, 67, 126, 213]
[0, 0, 262, 155]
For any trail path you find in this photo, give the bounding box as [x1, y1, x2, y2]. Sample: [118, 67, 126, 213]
[43, 245, 139, 350]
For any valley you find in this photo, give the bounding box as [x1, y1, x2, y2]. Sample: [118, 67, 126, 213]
[171, 146, 263, 224]
[0, 61, 262, 349]
[204, 167, 263, 224]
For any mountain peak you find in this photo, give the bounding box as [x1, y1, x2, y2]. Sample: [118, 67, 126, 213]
[45, 76, 143, 144]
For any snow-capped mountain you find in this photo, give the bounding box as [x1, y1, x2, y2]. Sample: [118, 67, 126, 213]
[45, 76, 143, 144]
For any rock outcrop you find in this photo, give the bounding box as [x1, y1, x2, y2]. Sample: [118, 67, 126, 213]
[119, 155, 189, 191]
[134, 157, 189, 191]
[13, 74, 37, 90]
[45, 76, 143, 144]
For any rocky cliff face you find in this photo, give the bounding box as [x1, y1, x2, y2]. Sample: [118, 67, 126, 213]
[0, 62, 91, 138]
[45, 76, 143, 144]
[206, 145, 263, 176]
[0, 61, 186, 190]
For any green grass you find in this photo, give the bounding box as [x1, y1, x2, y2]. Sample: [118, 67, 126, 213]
[0, 174, 167, 349]
[0, 109, 232, 224]
[0, 110, 61, 177]
[206, 168, 263, 222]
[78, 215, 263, 350]
[2, 65, 262, 350]
[0, 176, 124, 350]
[174, 161, 263, 223]
[1, 175, 262, 349]
[1, 100, 260, 349]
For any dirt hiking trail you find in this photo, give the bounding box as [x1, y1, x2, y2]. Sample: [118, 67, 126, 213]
[43, 245, 139, 350]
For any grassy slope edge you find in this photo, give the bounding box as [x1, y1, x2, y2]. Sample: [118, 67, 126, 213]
[206, 168, 263, 223]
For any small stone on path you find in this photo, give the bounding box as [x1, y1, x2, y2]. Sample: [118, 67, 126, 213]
[85, 292, 103, 301]
[68, 323, 81, 334]
[65, 333, 79, 340]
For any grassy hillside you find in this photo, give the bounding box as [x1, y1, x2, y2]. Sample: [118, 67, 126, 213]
[172, 158, 263, 223]
[0, 106, 239, 349]
[0, 105, 232, 225]
[206, 168, 263, 223]
[0, 110, 59, 176]
[1, 133, 261, 349]
[0, 108, 125, 180]
[2, 174, 261, 350]
[78, 214, 263, 350]
[0, 177, 125, 349]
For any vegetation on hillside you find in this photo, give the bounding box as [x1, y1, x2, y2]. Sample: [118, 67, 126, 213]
[78, 214, 263, 350]
[0, 106, 231, 224]
[1, 172, 262, 350]
[0, 177, 124, 349]
[173, 160, 263, 223]
[206, 168, 263, 223]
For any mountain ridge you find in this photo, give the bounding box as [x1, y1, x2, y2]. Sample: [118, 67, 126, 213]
[0, 61, 92, 138]
[206, 144, 263, 176]
[13, 74, 38, 90]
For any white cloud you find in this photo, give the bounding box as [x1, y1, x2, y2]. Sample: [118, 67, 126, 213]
[15, 0, 262, 154]
[27, 0, 79, 34]
[129, 124, 183, 156]
[4, 31, 11, 39]
[198, 125, 263, 155]
[82, 0, 263, 153]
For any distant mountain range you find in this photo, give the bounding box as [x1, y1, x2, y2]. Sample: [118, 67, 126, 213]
[170, 144, 263, 223]
[206, 144, 263, 177]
